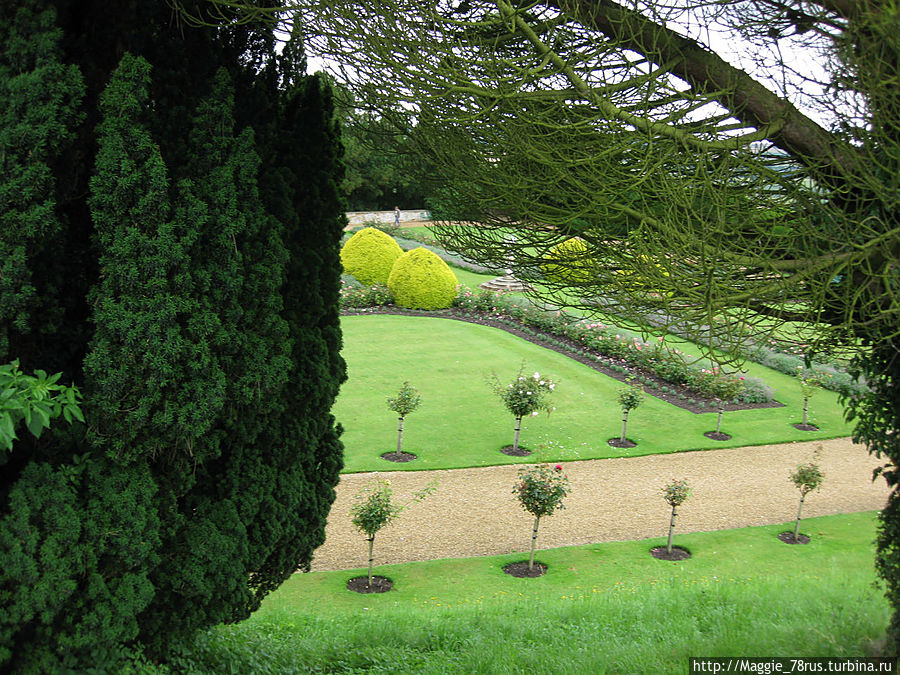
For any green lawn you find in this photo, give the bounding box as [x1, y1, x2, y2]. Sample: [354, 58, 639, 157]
[335, 315, 852, 473]
[182, 513, 887, 674]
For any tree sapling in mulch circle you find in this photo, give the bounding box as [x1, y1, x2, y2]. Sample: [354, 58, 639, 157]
[349, 479, 437, 592]
[490, 363, 556, 456]
[795, 371, 822, 431]
[385, 381, 421, 460]
[652, 478, 692, 560]
[507, 463, 570, 576]
[705, 377, 743, 441]
[782, 452, 824, 544]
[610, 380, 643, 448]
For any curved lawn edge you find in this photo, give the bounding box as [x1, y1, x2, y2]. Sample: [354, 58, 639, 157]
[342, 307, 781, 414]
[336, 314, 852, 473]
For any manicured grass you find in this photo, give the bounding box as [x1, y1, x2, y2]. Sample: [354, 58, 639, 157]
[335, 315, 852, 473]
[182, 513, 887, 674]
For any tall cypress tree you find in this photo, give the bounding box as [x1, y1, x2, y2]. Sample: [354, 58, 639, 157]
[0, 1, 346, 669]
[0, 0, 83, 365]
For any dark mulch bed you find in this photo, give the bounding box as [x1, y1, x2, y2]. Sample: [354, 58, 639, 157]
[503, 561, 548, 577]
[342, 307, 784, 415]
[500, 445, 532, 456]
[778, 531, 810, 545]
[346, 575, 394, 593]
[381, 451, 417, 463]
[650, 546, 691, 561]
[704, 431, 732, 441]
[793, 423, 820, 432]
[608, 438, 637, 448]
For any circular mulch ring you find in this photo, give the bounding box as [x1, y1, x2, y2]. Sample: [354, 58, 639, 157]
[650, 545, 691, 561]
[380, 451, 417, 463]
[704, 431, 732, 441]
[793, 423, 820, 432]
[503, 561, 547, 577]
[346, 575, 394, 593]
[608, 438, 637, 448]
[500, 445, 532, 457]
[778, 531, 811, 545]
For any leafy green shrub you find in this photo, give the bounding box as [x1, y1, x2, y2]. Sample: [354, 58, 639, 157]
[542, 238, 594, 284]
[490, 364, 557, 453]
[0, 360, 84, 451]
[387, 247, 458, 310]
[341, 227, 404, 285]
[351, 479, 436, 587]
[340, 281, 394, 308]
[661, 479, 692, 554]
[512, 464, 570, 570]
[616, 382, 644, 442]
[386, 381, 422, 454]
[789, 454, 824, 541]
[736, 377, 774, 403]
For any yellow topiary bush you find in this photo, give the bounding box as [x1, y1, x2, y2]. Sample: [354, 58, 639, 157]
[614, 254, 672, 296]
[387, 247, 459, 310]
[340, 227, 404, 285]
[542, 238, 596, 284]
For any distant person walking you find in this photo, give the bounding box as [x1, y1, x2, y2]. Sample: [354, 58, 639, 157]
[394, 206, 401, 227]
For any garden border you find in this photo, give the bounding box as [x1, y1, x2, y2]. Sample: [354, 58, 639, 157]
[341, 307, 784, 415]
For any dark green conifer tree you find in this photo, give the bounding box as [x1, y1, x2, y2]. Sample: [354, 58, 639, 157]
[0, 1, 346, 670]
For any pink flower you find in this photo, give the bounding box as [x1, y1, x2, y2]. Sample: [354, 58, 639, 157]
[554, 464, 562, 471]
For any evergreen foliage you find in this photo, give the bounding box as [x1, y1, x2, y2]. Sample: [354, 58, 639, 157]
[387, 247, 458, 309]
[340, 226, 404, 285]
[542, 238, 594, 284]
[0, 1, 346, 670]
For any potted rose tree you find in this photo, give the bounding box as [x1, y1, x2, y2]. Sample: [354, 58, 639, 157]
[386, 381, 422, 459]
[490, 364, 556, 455]
[349, 478, 436, 592]
[652, 478, 692, 560]
[783, 453, 824, 544]
[610, 381, 643, 448]
[509, 463, 570, 576]
[795, 371, 822, 431]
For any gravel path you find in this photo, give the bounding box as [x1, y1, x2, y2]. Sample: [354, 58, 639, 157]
[310, 437, 890, 572]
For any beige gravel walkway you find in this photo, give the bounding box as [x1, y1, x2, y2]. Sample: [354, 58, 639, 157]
[310, 437, 891, 572]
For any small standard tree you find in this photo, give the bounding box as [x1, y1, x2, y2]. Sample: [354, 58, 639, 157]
[789, 456, 825, 542]
[512, 463, 570, 571]
[350, 479, 436, 587]
[798, 372, 822, 428]
[661, 479, 692, 555]
[616, 382, 644, 443]
[491, 364, 556, 453]
[712, 378, 744, 437]
[386, 381, 421, 454]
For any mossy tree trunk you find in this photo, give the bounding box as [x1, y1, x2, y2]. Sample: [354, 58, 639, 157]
[667, 505, 678, 554]
[620, 409, 629, 442]
[513, 415, 522, 452]
[793, 492, 807, 541]
[367, 534, 376, 587]
[528, 515, 541, 571]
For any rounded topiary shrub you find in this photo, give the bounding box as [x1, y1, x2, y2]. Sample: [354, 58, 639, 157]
[542, 238, 595, 284]
[387, 247, 459, 309]
[341, 227, 404, 285]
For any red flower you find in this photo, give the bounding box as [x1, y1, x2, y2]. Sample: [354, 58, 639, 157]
[555, 464, 563, 471]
